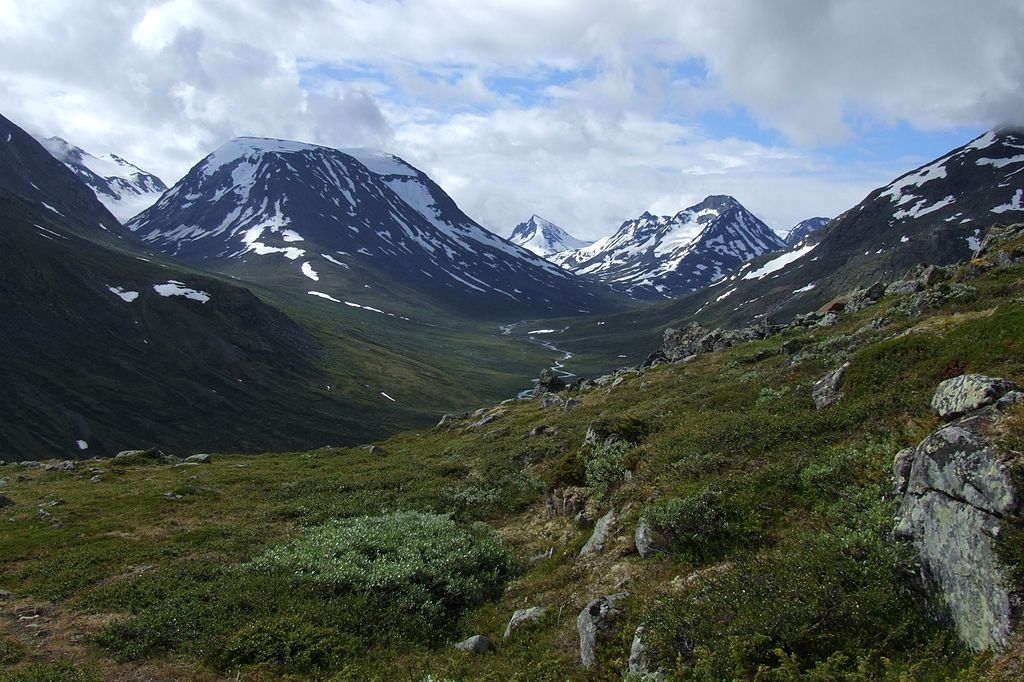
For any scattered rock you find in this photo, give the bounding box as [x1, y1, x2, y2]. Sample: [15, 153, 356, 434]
[931, 374, 1021, 420]
[634, 518, 665, 558]
[436, 413, 468, 430]
[563, 398, 581, 410]
[812, 361, 851, 409]
[577, 593, 628, 668]
[545, 487, 589, 519]
[780, 337, 808, 355]
[0, 494, 14, 508]
[504, 606, 546, 638]
[0, 590, 16, 600]
[17, 461, 39, 468]
[817, 312, 840, 327]
[629, 624, 664, 677]
[540, 394, 564, 409]
[894, 410, 1021, 650]
[528, 547, 555, 561]
[885, 279, 924, 297]
[162, 492, 183, 500]
[453, 634, 490, 654]
[579, 509, 617, 557]
[90, 475, 103, 483]
[892, 447, 915, 496]
[43, 460, 75, 472]
[35, 509, 51, 520]
[525, 424, 550, 438]
[467, 410, 507, 430]
[536, 368, 567, 393]
[184, 453, 212, 464]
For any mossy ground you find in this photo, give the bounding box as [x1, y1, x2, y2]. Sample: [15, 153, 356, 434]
[2, 259, 1024, 680]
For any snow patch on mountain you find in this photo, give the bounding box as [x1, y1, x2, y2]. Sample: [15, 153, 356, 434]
[37, 136, 167, 222]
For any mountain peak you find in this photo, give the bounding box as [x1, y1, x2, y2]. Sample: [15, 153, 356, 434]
[509, 215, 591, 257]
[552, 196, 784, 299]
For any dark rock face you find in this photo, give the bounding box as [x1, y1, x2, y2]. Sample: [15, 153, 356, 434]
[894, 376, 1024, 650]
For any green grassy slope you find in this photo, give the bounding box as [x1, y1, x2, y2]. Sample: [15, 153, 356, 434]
[2, 242, 1024, 680]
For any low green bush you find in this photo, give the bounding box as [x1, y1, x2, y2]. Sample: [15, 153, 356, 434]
[585, 440, 630, 501]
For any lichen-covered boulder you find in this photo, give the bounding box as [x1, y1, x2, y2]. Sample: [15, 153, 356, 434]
[894, 414, 1021, 650]
[931, 374, 1021, 420]
[634, 518, 665, 558]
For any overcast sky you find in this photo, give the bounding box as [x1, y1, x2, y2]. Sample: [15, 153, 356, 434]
[2, 0, 1022, 239]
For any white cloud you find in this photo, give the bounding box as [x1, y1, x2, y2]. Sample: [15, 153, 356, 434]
[1, 0, 1020, 237]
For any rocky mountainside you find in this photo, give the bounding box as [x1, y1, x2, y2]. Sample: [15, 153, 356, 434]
[127, 138, 619, 318]
[508, 214, 592, 257]
[623, 127, 1024, 329]
[0, 115, 410, 459]
[36, 136, 167, 223]
[551, 195, 786, 299]
[782, 216, 830, 245]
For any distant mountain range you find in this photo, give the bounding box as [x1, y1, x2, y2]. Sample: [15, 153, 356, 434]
[127, 138, 620, 318]
[36, 136, 166, 223]
[508, 215, 592, 257]
[551, 195, 786, 299]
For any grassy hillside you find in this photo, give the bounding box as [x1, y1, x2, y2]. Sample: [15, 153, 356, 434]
[2, 241, 1024, 680]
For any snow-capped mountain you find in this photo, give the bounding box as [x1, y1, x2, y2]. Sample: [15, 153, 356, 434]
[127, 138, 616, 317]
[666, 127, 1024, 327]
[551, 195, 786, 299]
[782, 216, 830, 245]
[36, 136, 167, 223]
[508, 215, 592, 257]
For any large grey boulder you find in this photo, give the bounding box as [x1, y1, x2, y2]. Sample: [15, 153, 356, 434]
[931, 374, 1021, 420]
[579, 509, 617, 557]
[504, 606, 546, 638]
[812, 362, 851, 409]
[536, 368, 566, 393]
[184, 453, 212, 464]
[453, 634, 490, 654]
[894, 413, 1021, 650]
[577, 593, 628, 668]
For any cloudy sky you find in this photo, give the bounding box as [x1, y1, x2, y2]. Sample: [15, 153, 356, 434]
[2, 0, 1022, 239]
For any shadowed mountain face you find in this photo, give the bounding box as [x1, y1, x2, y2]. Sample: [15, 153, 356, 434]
[127, 138, 621, 319]
[0, 115, 404, 460]
[552, 195, 786, 299]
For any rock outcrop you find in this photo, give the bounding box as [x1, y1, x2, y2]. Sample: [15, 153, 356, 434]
[930, 374, 1021, 420]
[579, 509, 617, 557]
[504, 606, 546, 638]
[812, 362, 851, 409]
[576, 592, 627, 668]
[894, 374, 1023, 650]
